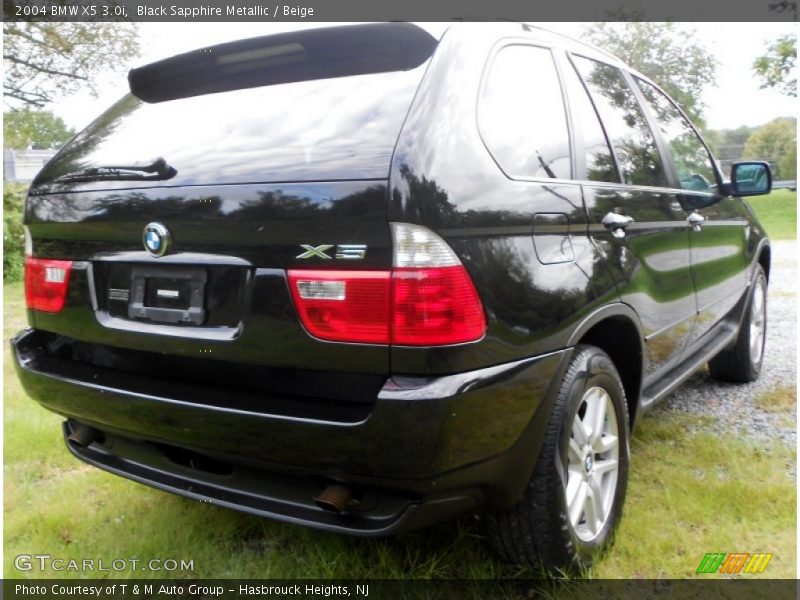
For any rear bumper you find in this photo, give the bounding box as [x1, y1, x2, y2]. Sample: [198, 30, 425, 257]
[13, 328, 568, 535]
[61, 423, 475, 536]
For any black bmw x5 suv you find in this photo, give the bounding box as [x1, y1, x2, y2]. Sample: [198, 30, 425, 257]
[13, 23, 772, 571]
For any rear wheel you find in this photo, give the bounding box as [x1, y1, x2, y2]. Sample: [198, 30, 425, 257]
[709, 265, 767, 383]
[484, 345, 630, 573]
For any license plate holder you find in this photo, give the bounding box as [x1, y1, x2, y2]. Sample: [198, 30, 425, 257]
[128, 266, 207, 325]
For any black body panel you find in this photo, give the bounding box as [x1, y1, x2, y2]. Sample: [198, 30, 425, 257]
[387, 27, 622, 375]
[26, 182, 392, 373]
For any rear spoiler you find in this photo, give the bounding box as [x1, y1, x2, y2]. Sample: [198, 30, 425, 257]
[129, 23, 438, 103]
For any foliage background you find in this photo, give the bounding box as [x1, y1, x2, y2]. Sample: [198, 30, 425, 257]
[3, 22, 139, 107]
[3, 183, 26, 283]
[3, 109, 75, 150]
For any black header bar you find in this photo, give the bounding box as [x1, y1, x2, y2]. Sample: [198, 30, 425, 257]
[2, 0, 798, 22]
[3, 578, 800, 600]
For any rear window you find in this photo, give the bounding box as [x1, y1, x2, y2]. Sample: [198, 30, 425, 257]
[32, 24, 438, 194]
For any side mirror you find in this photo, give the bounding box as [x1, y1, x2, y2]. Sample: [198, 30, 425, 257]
[729, 161, 772, 197]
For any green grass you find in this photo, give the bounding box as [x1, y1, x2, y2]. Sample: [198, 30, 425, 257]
[591, 416, 796, 578]
[756, 386, 797, 414]
[748, 189, 797, 240]
[3, 282, 796, 580]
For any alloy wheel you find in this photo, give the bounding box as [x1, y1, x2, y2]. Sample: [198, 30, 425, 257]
[749, 276, 766, 366]
[566, 386, 620, 542]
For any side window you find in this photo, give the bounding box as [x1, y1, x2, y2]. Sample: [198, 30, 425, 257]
[560, 56, 619, 183]
[636, 78, 718, 193]
[479, 45, 571, 180]
[572, 56, 669, 188]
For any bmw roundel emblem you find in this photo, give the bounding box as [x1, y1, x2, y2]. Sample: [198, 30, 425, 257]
[143, 222, 171, 257]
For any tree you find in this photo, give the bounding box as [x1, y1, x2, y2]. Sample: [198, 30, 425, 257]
[3, 22, 139, 108]
[703, 125, 757, 161]
[778, 143, 797, 180]
[3, 109, 75, 149]
[584, 22, 718, 127]
[753, 34, 797, 97]
[742, 117, 797, 179]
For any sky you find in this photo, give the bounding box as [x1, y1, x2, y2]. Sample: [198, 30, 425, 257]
[53, 22, 798, 133]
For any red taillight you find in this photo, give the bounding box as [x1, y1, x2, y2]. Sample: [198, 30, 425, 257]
[287, 270, 391, 344]
[25, 257, 73, 313]
[287, 265, 486, 346]
[289, 223, 486, 346]
[391, 266, 486, 345]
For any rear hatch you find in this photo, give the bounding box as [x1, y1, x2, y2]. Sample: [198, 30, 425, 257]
[25, 23, 439, 378]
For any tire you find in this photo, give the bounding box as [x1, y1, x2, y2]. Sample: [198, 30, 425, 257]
[484, 345, 630, 574]
[708, 265, 767, 383]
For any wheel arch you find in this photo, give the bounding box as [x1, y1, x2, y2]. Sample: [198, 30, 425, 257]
[757, 241, 771, 283]
[567, 304, 644, 429]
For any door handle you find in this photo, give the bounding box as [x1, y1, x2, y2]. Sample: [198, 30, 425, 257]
[602, 212, 635, 239]
[687, 211, 706, 232]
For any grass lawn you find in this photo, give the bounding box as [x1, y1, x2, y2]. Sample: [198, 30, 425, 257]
[3, 281, 796, 580]
[748, 189, 797, 241]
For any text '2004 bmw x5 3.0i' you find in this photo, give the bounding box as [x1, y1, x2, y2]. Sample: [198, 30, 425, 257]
[13, 23, 773, 572]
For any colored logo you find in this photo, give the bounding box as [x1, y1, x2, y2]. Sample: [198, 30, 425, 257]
[143, 223, 171, 257]
[696, 552, 773, 574]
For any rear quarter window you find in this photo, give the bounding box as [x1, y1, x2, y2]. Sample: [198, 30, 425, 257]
[478, 44, 571, 180]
